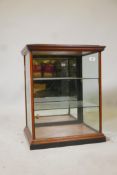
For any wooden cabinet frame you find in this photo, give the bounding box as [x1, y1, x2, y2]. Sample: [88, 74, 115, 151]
[22, 44, 106, 150]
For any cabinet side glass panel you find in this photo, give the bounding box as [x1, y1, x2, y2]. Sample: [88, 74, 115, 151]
[83, 53, 98, 78]
[83, 107, 99, 131]
[83, 79, 99, 107]
[25, 53, 32, 134]
[82, 52, 99, 132]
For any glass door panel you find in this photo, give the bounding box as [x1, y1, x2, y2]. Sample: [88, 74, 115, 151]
[83, 107, 99, 132]
[33, 54, 100, 139]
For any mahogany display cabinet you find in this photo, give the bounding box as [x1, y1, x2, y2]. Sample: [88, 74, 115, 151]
[22, 44, 106, 150]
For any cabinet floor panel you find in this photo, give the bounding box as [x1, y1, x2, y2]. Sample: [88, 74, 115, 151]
[35, 123, 96, 139]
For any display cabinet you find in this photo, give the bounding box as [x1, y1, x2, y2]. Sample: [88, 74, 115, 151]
[22, 44, 106, 150]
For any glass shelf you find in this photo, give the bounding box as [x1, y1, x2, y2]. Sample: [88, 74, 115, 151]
[34, 100, 99, 111]
[34, 97, 99, 110]
[33, 77, 99, 81]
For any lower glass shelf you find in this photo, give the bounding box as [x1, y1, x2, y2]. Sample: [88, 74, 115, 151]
[34, 97, 99, 111]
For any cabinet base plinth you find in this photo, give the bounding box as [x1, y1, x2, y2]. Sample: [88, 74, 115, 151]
[24, 127, 106, 150]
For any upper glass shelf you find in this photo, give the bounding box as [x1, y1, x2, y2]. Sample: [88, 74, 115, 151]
[33, 77, 98, 81]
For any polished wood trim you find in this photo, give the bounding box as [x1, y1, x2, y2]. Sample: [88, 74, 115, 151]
[24, 126, 106, 150]
[30, 136, 106, 150]
[33, 133, 105, 145]
[30, 53, 35, 139]
[99, 52, 102, 133]
[21, 44, 106, 55]
[24, 56, 27, 127]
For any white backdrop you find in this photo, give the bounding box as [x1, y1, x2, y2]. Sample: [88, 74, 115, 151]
[0, 0, 117, 115]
